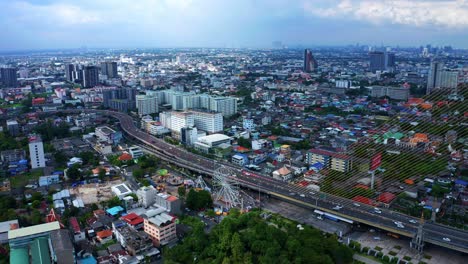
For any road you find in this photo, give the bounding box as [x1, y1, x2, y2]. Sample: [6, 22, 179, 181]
[62, 109, 468, 253]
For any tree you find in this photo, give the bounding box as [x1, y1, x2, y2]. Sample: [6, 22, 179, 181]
[98, 168, 106, 181]
[53, 151, 68, 166]
[133, 168, 144, 179]
[31, 200, 41, 209]
[237, 137, 251, 149]
[31, 210, 43, 225]
[67, 164, 81, 181]
[231, 233, 243, 262]
[178, 186, 186, 198]
[107, 196, 122, 208]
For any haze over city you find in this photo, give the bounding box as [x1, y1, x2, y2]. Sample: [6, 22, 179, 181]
[1, 0, 468, 50]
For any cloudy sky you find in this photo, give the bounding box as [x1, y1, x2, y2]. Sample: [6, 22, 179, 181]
[0, 0, 467, 50]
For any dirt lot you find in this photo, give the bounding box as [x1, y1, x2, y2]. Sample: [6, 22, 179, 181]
[70, 180, 124, 204]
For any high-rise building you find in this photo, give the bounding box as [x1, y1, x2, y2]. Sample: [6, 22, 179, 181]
[427, 61, 443, 94]
[28, 134, 46, 169]
[303, 49, 318, 73]
[369, 86, 410, 100]
[65, 64, 75, 82]
[192, 110, 223, 133]
[82, 66, 99, 88]
[385, 52, 395, 69]
[370, 51, 395, 72]
[369, 51, 385, 72]
[0, 68, 18, 87]
[210, 97, 237, 117]
[100, 61, 118, 79]
[6, 120, 20, 136]
[426, 61, 459, 94]
[136, 94, 159, 116]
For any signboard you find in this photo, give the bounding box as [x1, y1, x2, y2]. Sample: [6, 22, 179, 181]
[370, 152, 382, 171]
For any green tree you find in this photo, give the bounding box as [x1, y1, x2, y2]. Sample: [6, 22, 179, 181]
[98, 168, 106, 181]
[67, 164, 81, 181]
[231, 233, 243, 262]
[178, 186, 186, 198]
[107, 196, 121, 208]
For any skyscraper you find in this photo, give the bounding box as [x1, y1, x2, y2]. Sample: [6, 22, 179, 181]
[303, 49, 318, 73]
[369, 51, 385, 72]
[101, 61, 118, 79]
[82, 66, 99, 88]
[427, 61, 459, 94]
[0, 67, 18, 87]
[370, 51, 395, 72]
[65, 64, 75, 82]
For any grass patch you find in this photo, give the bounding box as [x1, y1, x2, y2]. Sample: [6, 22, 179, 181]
[394, 245, 402, 250]
[374, 246, 383, 251]
[10, 169, 44, 188]
[389, 251, 397, 256]
[403, 256, 412, 261]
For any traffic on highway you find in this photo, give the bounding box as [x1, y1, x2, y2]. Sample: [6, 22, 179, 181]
[77, 109, 468, 253]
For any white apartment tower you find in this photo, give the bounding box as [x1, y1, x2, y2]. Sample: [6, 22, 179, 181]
[210, 97, 237, 117]
[136, 94, 159, 116]
[28, 134, 46, 169]
[192, 111, 223, 133]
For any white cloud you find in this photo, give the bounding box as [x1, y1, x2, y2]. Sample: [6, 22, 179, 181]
[303, 0, 468, 28]
[11, 1, 102, 26]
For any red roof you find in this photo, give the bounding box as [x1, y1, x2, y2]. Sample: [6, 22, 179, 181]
[118, 153, 133, 161]
[121, 213, 143, 226]
[166, 195, 178, 202]
[96, 229, 113, 239]
[352, 196, 373, 205]
[69, 217, 81, 233]
[354, 184, 369, 190]
[377, 192, 396, 204]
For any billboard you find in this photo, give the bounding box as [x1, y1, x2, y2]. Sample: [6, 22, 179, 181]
[370, 152, 382, 171]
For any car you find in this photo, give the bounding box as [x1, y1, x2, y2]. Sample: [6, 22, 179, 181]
[397, 224, 405, 229]
[353, 203, 361, 207]
[333, 205, 343, 210]
[373, 208, 382, 214]
[409, 219, 417, 224]
[289, 192, 296, 196]
[394, 221, 402, 225]
[443, 237, 451, 242]
[373, 237, 381, 240]
[299, 194, 305, 198]
[317, 216, 323, 220]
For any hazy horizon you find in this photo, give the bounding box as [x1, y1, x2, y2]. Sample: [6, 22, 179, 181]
[1, 0, 468, 51]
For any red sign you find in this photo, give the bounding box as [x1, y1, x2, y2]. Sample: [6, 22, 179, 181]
[370, 152, 382, 171]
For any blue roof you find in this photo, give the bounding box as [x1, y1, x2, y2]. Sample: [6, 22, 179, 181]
[311, 162, 324, 170]
[78, 256, 97, 264]
[106, 206, 124, 216]
[455, 179, 468, 186]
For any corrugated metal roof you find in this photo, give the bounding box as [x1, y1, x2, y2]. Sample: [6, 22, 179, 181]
[31, 237, 52, 264]
[8, 221, 60, 240]
[10, 247, 29, 264]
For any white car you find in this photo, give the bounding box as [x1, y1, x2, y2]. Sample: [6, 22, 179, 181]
[353, 203, 361, 207]
[409, 219, 417, 224]
[300, 194, 305, 198]
[333, 205, 343, 210]
[373, 208, 382, 214]
[443, 237, 451, 242]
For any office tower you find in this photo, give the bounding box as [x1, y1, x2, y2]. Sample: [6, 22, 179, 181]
[303, 49, 318, 73]
[385, 52, 395, 69]
[100, 61, 118, 79]
[82, 66, 99, 88]
[427, 61, 443, 94]
[369, 51, 385, 72]
[136, 94, 159, 116]
[181, 127, 198, 146]
[28, 135, 46, 169]
[65, 64, 75, 82]
[0, 68, 18, 87]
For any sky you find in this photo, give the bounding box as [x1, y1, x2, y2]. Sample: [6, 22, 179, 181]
[0, 0, 468, 50]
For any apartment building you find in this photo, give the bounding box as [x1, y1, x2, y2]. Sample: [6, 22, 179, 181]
[143, 208, 177, 247]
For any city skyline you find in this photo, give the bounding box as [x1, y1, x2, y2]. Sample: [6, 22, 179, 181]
[1, 0, 468, 51]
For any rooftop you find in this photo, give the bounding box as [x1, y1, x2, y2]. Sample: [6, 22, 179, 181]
[8, 221, 60, 240]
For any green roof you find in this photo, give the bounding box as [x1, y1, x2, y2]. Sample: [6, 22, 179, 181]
[10, 247, 29, 264]
[382, 132, 404, 140]
[31, 237, 51, 264]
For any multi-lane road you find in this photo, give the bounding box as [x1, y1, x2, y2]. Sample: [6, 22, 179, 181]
[74, 109, 468, 253]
